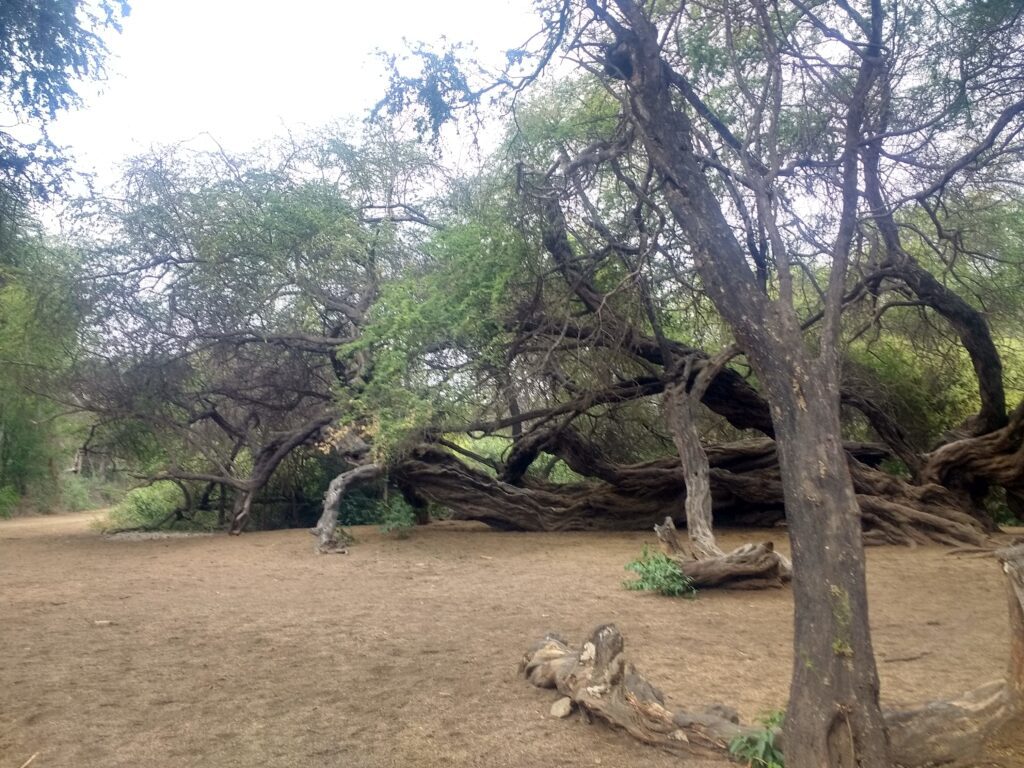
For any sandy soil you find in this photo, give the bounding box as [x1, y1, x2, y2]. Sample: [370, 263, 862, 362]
[1, 512, 1021, 767]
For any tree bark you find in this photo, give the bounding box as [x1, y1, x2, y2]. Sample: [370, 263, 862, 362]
[524, 546, 1023, 767]
[393, 443, 986, 546]
[312, 463, 382, 553]
[921, 400, 1024, 519]
[654, 516, 791, 589]
[521, 624, 754, 757]
[602, 3, 891, 762]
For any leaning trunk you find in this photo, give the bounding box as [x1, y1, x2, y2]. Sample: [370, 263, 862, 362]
[663, 379, 722, 559]
[312, 464, 382, 553]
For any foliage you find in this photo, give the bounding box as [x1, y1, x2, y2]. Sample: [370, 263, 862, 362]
[623, 546, 695, 597]
[0, 204, 82, 509]
[0, 485, 18, 518]
[379, 496, 418, 538]
[104, 481, 184, 531]
[729, 711, 786, 768]
[0, 0, 128, 199]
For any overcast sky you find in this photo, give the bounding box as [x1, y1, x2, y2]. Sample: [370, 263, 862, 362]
[49, 0, 539, 181]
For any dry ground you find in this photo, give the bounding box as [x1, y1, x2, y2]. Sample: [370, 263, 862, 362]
[1, 512, 1022, 767]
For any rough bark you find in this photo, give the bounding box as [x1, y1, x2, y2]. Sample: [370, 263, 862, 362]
[524, 544, 1023, 767]
[921, 400, 1024, 517]
[660, 371, 793, 589]
[655, 516, 791, 589]
[393, 443, 986, 546]
[311, 464, 382, 553]
[521, 624, 754, 758]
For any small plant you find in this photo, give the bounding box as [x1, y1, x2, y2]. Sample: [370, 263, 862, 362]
[623, 546, 695, 597]
[729, 711, 785, 768]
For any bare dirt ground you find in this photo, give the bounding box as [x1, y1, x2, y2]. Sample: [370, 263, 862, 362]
[1, 512, 1022, 768]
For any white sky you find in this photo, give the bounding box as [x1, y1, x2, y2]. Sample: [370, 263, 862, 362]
[49, 0, 539, 181]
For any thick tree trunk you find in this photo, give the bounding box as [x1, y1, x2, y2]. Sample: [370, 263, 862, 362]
[767, 371, 889, 766]
[921, 400, 1024, 519]
[393, 443, 986, 546]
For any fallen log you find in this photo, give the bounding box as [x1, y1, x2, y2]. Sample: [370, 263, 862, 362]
[521, 544, 1024, 766]
[654, 516, 792, 589]
[521, 624, 755, 758]
[391, 444, 988, 546]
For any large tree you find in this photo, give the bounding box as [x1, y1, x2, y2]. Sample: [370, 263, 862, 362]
[357, 1, 1024, 765]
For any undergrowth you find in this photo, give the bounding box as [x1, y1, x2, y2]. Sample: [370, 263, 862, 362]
[729, 711, 785, 768]
[623, 546, 695, 597]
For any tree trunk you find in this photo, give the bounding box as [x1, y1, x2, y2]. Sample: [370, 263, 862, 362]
[921, 400, 1024, 520]
[393, 443, 986, 546]
[769, 369, 890, 766]
[655, 516, 791, 589]
[663, 379, 722, 560]
[312, 464, 382, 553]
[661, 376, 793, 589]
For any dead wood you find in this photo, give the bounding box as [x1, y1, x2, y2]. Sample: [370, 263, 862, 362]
[311, 463, 382, 553]
[654, 516, 792, 589]
[524, 546, 1023, 765]
[521, 624, 754, 758]
[884, 543, 1024, 766]
[393, 444, 987, 546]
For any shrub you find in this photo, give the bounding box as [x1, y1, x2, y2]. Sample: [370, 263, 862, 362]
[60, 475, 94, 511]
[623, 546, 695, 597]
[0, 485, 18, 518]
[379, 496, 417, 538]
[104, 481, 185, 531]
[729, 711, 785, 768]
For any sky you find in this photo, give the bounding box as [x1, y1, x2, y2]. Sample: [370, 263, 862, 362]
[49, 0, 540, 182]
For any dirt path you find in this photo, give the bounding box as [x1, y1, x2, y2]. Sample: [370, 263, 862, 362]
[1, 513, 1021, 767]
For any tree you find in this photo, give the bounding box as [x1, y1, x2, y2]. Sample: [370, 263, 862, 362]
[71, 126, 440, 531]
[0, 0, 128, 200]
[362, 1, 1024, 765]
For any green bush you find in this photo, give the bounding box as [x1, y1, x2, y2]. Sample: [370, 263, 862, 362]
[104, 481, 185, 531]
[60, 475, 94, 511]
[623, 546, 695, 597]
[379, 496, 417, 538]
[729, 711, 785, 768]
[0, 485, 18, 518]
[338, 486, 389, 526]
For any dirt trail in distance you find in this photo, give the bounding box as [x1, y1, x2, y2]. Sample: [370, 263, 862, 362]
[1, 512, 1021, 767]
